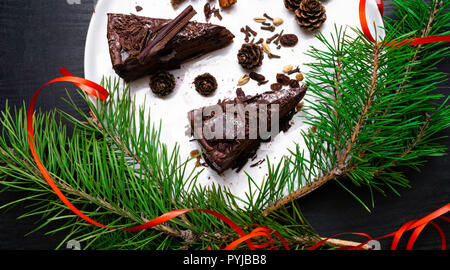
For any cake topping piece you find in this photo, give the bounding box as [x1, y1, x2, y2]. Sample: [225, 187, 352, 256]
[138, 5, 197, 65]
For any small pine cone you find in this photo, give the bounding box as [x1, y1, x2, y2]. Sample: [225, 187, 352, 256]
[150, 71, 176, 97]
[194, 73, 218, 96]
[284, 0, 302, 12]
[295, 0, 327, 32]
[237, 43, 264, 70]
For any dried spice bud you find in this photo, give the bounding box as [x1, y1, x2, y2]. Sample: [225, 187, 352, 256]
[296, 73, 305, 81]
[150, 71, 176, 97]
[289, 79, 300, 88]
[219, 0, 237, 8]
[276, 73, 291, 86]
[194, 73, 218, 96]
[295, 0, 327, 32]
[284, 0, 302, 11]
[237, 43, 264, 70]
[249, 72, 266, 82]
[270, 83, 283, 91]
[280, 34, 299, 47]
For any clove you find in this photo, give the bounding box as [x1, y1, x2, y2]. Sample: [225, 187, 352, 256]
[261, 25, 276, 32]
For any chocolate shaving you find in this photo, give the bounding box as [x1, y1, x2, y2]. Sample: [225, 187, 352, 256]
[250, 158, 266, 167]
[138, 5, 197, 65]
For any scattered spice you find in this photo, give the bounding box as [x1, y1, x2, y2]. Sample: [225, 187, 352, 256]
[255, 38, 264, 44]
[249, 72, 266, 82]
[276, 73, 291, 85]
[254, 17, 267, 23]
[273, 18, 284, 26]
[261, 25, 276, 32]
[240, 27, 251, 42]
[263, 13, 274, 21]
[262, 22, 272, 26]
[246, 25, 258, 36]
[261, 41, 271, 55]
[266, 33, 280, 44]
[271, 83, 283, 91]
[238, 74, 250, 86]
[296, 73, 305, 81]
[280, 34, 299, 47]
[274, 30, 284, 45]
[135, 5, 143, 12]
[288, 66, 300, 75]
[219, 0, 237, 8]
[194, 73, 218, 96]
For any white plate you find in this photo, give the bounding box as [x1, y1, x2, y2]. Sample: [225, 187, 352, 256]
[84, 0, 384, 206]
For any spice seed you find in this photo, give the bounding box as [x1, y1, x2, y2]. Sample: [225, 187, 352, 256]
[254, 17, 267, 23]
[273, 18, 284, 26]
[238, 74, 250, 86]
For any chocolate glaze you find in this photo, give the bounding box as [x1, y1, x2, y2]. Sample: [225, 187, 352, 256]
[188, 86, 308, 174]
[107, 13, 235, 81]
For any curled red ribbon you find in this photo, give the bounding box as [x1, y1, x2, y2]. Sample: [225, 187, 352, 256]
[307, 204, 449, 250]
[359, 0, 450, 44]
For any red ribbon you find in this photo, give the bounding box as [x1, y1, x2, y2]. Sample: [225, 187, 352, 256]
[307, 204, 449, 250]
[25, 67, 288, 250]
[359, 0, 450, 45]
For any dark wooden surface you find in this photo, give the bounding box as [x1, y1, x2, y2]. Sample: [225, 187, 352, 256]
[0, 0, 448, 250]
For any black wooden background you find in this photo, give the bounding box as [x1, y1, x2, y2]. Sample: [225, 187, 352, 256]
[0, 0, 449, 250]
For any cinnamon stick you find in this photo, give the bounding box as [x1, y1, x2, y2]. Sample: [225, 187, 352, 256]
[138, 5, 197, 64]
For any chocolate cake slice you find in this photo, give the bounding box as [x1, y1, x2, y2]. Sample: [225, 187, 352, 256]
[107, 13, 235, 81]
[188, 86, 308, 173]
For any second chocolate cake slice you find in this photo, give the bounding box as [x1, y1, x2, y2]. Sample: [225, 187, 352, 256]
[107, 13, 235, 82]
[188, 86, 307, 173]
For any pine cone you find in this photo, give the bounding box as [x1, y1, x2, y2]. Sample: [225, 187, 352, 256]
[237, 43, 264, 70]
[194, 73, 218, 96]
[284, 0, 302, 12]
[295, 0, 327, 32]
[150, 71, 176, 97]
